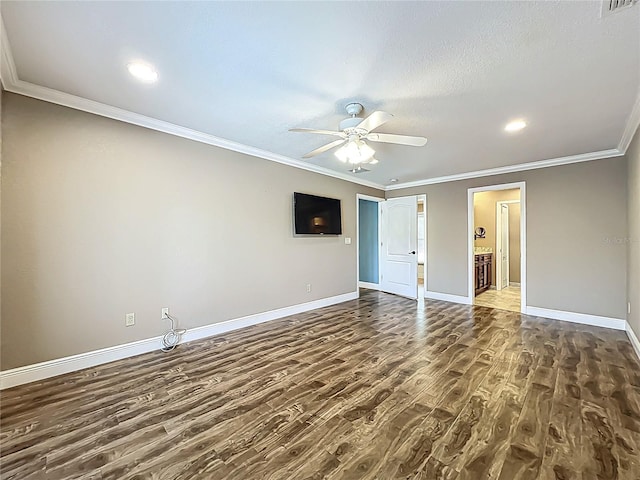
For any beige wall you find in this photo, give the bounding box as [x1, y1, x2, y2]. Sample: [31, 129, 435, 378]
[473, 189, 521, 285]
[0, 93, 383, 369]
[388, 157, 628, 319]
[627, 125, 640, 339]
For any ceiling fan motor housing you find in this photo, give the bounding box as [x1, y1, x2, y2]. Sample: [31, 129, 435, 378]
[345, 102, 364, 117]
[339, 117, 366, 133]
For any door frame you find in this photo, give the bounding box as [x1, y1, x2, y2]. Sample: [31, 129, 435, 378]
[356, 193, 385, 291]
[380, 195, 419, 299]
[496, 200, 520, 291]
[417, 194, 427, 296]
[467, 182, 526, 312]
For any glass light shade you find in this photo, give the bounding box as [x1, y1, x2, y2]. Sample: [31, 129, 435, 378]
[334, 140, 375, 164]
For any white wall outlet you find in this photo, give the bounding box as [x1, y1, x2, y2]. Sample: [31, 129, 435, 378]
[162, 307, 169, 319]
[306, 283, 312, 293]
[344, 237, 352, 244]
[125, 312, 135, 327]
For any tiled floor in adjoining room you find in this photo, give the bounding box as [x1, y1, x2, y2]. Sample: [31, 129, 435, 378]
[475, 286, 521, 313]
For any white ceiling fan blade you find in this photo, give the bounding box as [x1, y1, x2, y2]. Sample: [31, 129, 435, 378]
[302, 139, 347, 158]
[356, 111, 393, 133]
[290, 128, 347, 138]
[366, 132, 427, 147]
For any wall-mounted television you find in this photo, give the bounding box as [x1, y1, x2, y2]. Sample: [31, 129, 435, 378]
[293, 192, 342, 235]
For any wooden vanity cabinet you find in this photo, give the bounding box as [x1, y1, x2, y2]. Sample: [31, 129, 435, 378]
[475, 253, 492, 295]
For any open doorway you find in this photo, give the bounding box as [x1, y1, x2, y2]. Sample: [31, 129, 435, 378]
[357, 194, 384, 290]
[357, 194, 425, 300]
[468, 183, 526, 313]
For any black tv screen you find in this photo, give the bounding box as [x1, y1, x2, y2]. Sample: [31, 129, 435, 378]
[293, 192, 342, 235]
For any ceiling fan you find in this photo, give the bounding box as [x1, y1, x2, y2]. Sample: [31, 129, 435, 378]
[290, 103, 427, 170]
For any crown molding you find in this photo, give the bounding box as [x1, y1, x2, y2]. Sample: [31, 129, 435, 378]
[0, 14, 635, 193]
[618, 87, 640, 153]
[0, 20, 385, 191]
[385, 148, 623, 191]
[0, 16, 18, 89]
[3, 79, 386, 190]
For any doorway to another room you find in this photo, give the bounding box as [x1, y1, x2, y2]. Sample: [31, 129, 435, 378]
[469, 183, 525, 313]
[357, 194, 425, 301]
[357, 195, 384, 290]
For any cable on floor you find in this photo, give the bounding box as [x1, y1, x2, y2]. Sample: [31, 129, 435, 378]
[161, 313, 187, 352]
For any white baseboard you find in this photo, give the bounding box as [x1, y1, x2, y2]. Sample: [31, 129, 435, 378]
[509, 282, 521, 287]
[0, 336, 164, 391]
[626, 322, 640, 361]
[358, 281, 380, 291]
[0, 291, 358, 390]
[424, 290, 472, 305]
[181, 291, 358, 344]
[525, 306, 626, 331]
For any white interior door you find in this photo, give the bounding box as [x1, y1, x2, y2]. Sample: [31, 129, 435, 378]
[381, 196, 418, 299]
[498, 203, 510, 290]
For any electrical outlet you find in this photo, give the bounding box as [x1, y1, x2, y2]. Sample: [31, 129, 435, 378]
[306, 284, 312, 293]
[162, 307, 169, 319]
[125, 312, 135, 327]
[344, 237, 352, 245]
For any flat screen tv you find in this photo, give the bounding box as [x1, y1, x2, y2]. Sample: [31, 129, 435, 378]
[293, 192, 342, 235]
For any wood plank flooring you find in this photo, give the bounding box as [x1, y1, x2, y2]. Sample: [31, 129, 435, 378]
[2, 290, 640, 480]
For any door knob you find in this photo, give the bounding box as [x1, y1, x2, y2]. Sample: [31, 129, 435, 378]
[410, 251, 416, 254]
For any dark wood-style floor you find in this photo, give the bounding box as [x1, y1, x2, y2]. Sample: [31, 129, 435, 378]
[2, 290, 640, 480]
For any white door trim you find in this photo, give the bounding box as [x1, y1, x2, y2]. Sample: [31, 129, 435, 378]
[468, 182, 526, 312]
[418, 194, 427, 298]
[356, 194, 385, 291]
[496, 200, 520, 291]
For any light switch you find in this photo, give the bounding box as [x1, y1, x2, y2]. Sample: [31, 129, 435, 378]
[344, 237, 352, 244]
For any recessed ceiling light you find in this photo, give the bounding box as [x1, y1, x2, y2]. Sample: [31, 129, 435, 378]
[504, 119, 527, 132]
[127, 62, 158, 83]
[390, 178, 399, 183]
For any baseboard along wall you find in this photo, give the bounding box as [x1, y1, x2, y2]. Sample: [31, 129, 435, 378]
[358, 281, 381, 291]
[524, 306, 626, 331]
[3, 291, 637, 389]
[626, 322, 640, 362]
[0, 291, 359, 390]
[424, 290, 472, 305]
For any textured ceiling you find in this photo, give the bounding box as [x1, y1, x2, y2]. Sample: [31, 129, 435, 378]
[1, 1, 639, 187]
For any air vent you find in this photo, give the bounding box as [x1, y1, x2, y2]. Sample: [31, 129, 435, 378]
[601, 0, 638, 17]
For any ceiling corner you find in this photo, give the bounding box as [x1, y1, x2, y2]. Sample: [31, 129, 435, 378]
[618, 87, 640, 153]
[0, 14, 19, 89]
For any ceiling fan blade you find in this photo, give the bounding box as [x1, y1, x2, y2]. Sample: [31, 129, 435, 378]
[302, 139, 347, 158]
[290, 128, 347, 138]
[366, 132, 428, 147]
[356, 111, 393, 133]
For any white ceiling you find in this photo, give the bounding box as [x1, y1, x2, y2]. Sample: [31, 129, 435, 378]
[1, 1, 639, 189]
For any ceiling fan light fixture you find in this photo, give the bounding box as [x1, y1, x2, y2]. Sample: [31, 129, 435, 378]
[334, 140, 375, 164]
